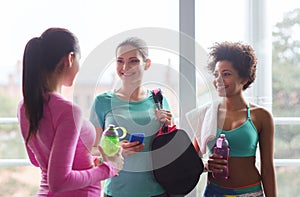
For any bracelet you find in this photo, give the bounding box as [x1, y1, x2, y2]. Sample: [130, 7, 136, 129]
[94, 156, 103, 167]
[203, 162, 212, 173]
[203, 166, 208, 172]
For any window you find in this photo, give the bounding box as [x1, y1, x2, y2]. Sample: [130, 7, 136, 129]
[0, 0, 179, 195]
[195, 0, 300, 196]
[1, 0, 299, 196]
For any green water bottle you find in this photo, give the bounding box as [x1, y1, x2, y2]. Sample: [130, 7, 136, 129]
[100, 124, 127, 156]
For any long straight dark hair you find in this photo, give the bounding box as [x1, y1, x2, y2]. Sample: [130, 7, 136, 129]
[22, 28, 80, 144]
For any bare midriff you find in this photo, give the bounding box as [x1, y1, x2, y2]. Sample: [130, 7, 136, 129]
[208, 156, 261, 188]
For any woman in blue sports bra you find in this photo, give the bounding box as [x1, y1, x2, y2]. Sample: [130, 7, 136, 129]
[189, 42, 277, 196]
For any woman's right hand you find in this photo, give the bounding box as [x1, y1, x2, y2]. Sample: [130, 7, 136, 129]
[120, 140, 145, 157]
[155, 109, 173, 126]
[207, 153, 228, 173]
[98, 146, 124, 172]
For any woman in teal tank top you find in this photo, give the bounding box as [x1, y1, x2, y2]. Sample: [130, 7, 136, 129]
[192, 42, 277, 196]
[90, 37, 175, 197]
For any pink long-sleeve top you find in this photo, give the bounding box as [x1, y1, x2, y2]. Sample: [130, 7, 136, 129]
[17, 92, 117, 197]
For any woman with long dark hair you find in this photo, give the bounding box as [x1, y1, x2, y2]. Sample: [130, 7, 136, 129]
[18, 27, 123, 197]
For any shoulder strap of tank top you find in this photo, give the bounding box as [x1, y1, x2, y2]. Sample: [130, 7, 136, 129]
[247, 102, 251, 119]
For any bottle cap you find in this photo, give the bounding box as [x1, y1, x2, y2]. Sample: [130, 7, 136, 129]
[216, 138, 223, 148]
[216, 134, 226, 148]
[104, 124, 117, 137]
[108, 124, 115, 129]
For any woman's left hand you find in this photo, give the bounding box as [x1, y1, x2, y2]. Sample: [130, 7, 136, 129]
[207, 154, 228, 173]
[155, 109, 172, 125]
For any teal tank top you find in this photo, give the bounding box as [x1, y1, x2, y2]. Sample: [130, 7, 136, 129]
[209, 104, 259, 157]
[90, 90, 172, 197]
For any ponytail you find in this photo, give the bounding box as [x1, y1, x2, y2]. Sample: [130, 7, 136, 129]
[22, 37, 45, 144]
[22, 28, 80, 144]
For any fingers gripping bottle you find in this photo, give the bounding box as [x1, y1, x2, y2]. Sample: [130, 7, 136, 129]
[100, 124, 127, 156]
[213, 134, 230, 179]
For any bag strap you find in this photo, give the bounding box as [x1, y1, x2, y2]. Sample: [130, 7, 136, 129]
[151, 88, 168, 133]
[151, 88, 163, 109]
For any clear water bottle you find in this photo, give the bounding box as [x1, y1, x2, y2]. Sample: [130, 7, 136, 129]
[100, 124, 127, 156]
[213, 134, 230, 179]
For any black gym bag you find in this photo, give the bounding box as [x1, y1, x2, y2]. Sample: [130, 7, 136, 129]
[150, 89, 204, 195]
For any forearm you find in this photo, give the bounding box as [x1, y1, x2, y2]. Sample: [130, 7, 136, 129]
[261, 168, 277, 197]
[49, 161, 117, 193]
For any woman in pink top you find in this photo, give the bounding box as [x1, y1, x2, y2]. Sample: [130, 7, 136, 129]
[17, 27, 124, 197]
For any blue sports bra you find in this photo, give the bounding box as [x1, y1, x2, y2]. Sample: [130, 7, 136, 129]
[209, 104, 259, 157]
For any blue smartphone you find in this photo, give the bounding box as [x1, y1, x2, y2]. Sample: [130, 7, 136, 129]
[129, 133, 145, 144]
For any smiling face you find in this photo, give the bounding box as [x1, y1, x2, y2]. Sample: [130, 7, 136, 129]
[213, 60, 247, 97]
[116, 45, 150, 84]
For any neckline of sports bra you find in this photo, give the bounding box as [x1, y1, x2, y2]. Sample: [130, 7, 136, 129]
[217, 104, 251, 132]
[217, 119, 250, 132]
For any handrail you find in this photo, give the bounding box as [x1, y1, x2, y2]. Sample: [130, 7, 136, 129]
[0, 117, 18, 124]
[0, 159, 31, 166]
[1, 117, 300, 124]
[274, 117, 300, 125]
[1, 117, 300, 167]
[274, 159, 300, 167]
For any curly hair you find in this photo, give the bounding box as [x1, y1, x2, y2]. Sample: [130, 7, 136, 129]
[207, 41, 257, 90]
